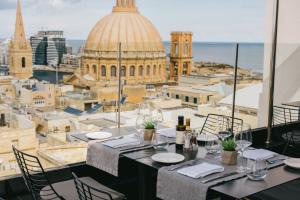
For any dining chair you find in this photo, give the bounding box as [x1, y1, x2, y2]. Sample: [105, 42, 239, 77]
[200, 114, 244, 136]
[12, 146, 125, 200]
[274, 106, 300, 155]
[72, 173, 126, 200]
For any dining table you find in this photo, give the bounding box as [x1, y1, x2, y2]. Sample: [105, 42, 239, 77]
[122, 144, 300, 200]
[77, 127, 300, 200]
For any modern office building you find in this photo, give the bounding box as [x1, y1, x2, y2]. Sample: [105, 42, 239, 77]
[30, 31, 66, 66]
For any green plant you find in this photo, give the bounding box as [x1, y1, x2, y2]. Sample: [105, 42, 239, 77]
[143, 120, 155, 129]
[221, 139, 237, 151]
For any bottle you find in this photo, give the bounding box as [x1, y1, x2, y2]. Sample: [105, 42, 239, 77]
[184, 118, 192, 150]
[176, 116, 186, 150]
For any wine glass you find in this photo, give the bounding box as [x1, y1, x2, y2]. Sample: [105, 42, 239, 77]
[216, 117, 231, 141]
[235, 125, 253, 172]
[135, 114, 145, 141]
[151, 108, 164, 129]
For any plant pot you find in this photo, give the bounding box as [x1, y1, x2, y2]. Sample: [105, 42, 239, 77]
[144, 129, 155, 141]
[221, 150, 238, 165]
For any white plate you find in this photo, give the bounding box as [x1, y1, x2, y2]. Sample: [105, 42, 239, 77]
[197, 134, 218, 142]
[151, 153, 185, 164]
[284, 158, 300, 169]
[86, 132, 112, 140]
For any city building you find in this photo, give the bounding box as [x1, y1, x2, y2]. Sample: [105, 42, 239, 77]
[66, 0, 167, 87]
[61, 54, 79, 67]
[167, 84, 223, 108]
[169, 32, 193, 81]
[30, 31, 66, 66]
[0, 40, 9, 65]
[8, 0, 33, 80]
[14, 79, 55, 108]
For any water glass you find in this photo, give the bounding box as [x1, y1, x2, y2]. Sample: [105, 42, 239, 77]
[246, 159, 268, 181]
[151, 133, 169, 150]
[235, 125, 252, 172]
[135, 115, 145, 140]
[205, 138, 220, 154]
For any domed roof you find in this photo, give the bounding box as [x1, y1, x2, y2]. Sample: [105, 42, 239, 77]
[85, 0, 165, 53]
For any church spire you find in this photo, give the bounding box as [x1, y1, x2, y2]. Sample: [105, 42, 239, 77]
[113, 0, 138, 13]
[14, 0, 26, 42]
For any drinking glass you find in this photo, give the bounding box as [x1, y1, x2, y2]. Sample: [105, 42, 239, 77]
[215, 117, 231, 141]
[204, 135, 220, 154]
[151, 108, 164, 128]
[235, 125, 253, 172]
[246, 158, 268, 181]
[151, 133, 169, 150]
[135, 115, 145, 141]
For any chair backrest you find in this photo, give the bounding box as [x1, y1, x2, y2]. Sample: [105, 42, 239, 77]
[72, 173, 113, 200]
[273, 106, 299, 126]
[12, 146, 62, 200]
[200, 114, 243, 135]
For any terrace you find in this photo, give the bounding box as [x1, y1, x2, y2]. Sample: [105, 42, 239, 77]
[2, 0, 300, 200]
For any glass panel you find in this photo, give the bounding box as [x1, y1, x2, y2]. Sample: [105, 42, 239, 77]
[0, 0, 269, 178]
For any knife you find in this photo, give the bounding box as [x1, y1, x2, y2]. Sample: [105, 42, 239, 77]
[201, 171, 239, 184]
[119, 144, 153, 152]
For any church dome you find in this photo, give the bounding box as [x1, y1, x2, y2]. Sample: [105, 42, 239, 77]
[84, 0, 165, 54]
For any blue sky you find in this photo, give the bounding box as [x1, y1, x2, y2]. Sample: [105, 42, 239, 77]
[0, 0, 266, 42]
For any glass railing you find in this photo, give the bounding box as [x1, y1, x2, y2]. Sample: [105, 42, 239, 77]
[0, 41, 266, 179]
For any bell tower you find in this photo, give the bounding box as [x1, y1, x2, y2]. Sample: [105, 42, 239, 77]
[8, 0, 33, 80]
[169, 32, 193, 81]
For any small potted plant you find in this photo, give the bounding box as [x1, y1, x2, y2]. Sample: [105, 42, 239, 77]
[143, 120, 155, 141]
[221, 139, 238, 165]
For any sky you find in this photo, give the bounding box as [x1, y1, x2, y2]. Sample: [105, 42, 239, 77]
[0, 0, 266, 42]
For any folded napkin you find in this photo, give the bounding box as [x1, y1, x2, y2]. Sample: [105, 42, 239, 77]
[177, 162, 224, 179]
[103, 137, 140, 148]
[157, 128, 176, 138]
[243, 149, 276, 160]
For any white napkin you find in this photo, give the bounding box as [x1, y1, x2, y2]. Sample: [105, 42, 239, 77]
[157, 128, 176, 138]
[177, 162, 224, 179]
[103, 137, 140, 148]
[243, 149, 276, 160]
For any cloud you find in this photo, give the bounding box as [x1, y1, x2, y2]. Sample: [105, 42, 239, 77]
[0, 0, 17, 10]
[47, 0, 81, 9]
[0, 0, 81, 10]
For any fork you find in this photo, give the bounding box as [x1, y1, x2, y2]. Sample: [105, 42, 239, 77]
[168, 159, 201, 171]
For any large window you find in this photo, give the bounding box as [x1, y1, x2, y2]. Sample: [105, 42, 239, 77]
[111, 66, 117, 77]
[121, 66, 126, 77]
[130, 66, 135, 77]
[138, 66, 143, 77]
[146, 65, 151, 76]
[101, 65, 106, 77]
[21, 57, 26, 68]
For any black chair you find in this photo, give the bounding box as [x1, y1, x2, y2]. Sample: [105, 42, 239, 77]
[200, 114, 244, 136]
[273, 106, 300, 155]
[12, 146, 125, 200]
[72, 173, 125, 200]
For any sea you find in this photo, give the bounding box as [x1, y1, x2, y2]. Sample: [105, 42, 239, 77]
[67, 40, 264, 73]
[1, 39, 264, 83]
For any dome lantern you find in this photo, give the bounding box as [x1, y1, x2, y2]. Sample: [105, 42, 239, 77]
[113, 0, 137, 13]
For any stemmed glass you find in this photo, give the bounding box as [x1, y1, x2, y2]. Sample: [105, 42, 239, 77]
[235, 125, 253, 172]
[151, 108, 164, 129]
[216, 117, 232, 141]
[135, 114, 145, 142]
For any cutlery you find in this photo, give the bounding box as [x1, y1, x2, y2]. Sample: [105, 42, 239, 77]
[97, 136, 124, 143]
[168, 159, 201, 171]
[119, 144, 153, 152]
[266, 156, 287, 164]
[201, 171, 239, 184]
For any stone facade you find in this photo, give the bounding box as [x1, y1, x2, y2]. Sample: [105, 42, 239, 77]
[169, 32, 193, 81]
